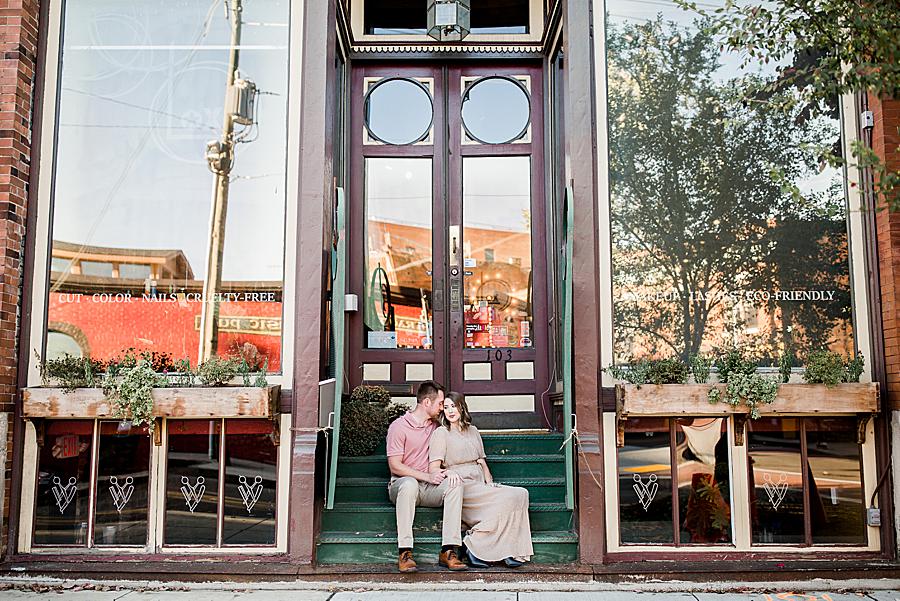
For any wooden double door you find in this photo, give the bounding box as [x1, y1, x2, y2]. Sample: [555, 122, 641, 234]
[348, 62, 550, 428]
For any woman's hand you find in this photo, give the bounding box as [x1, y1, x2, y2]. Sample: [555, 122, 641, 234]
[446, 472, 463, 489]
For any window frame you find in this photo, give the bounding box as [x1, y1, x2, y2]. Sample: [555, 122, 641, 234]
[18, 416, 291, 555]
[24, 0, 303, 390]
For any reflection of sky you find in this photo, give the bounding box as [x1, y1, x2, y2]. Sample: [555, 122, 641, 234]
[53, 0, 289, 281]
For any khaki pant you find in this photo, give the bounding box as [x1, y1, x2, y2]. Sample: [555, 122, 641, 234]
[388, 476, 463, 549]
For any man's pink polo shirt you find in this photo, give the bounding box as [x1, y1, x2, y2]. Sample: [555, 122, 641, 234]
[386, 411, 437, 474]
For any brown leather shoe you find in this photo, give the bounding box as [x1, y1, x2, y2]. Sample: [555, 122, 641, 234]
[439, 548, 469, 571]
[398, 549, 417, 572]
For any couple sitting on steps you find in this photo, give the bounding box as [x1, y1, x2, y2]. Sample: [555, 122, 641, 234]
[386, 380, 534, 572]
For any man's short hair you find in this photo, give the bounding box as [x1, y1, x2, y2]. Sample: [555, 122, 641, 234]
[416, 380, 445, 404]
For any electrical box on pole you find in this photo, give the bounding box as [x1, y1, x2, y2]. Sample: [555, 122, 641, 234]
[228, 78, 257, 125]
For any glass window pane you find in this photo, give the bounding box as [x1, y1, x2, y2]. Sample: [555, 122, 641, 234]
[618, 418, 673, 544]
[461, 77, 530, 144]
[165, 419, 221, 545]
[365, 79, 433, 145]
[606, 1, 853, 366]
[806, 418, 866, 545]
[222, 420, 277, 545]
[34, 420, 94, 546]
[463, 157, 532, 349]
[93, 421, 151, 546]
[364, 0, 529, 35]
[675, 418, 731, 544]
[364, 158, 433, 350]
[48, 1, 289, 372]
[748, 418, 805, 544]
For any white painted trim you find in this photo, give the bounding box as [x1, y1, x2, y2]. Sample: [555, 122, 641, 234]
[363, 363, 391, 381]
[276, 413, 290, 552]
[602, 413, 620, 548]
[591, 0, 615, 387]
[17, 421, 37, 553]
[405, 363, 434, 381]
[841, 93, 874, 381]
[730, 417, 752, 549]
[467, 394, 534, 412]
[505, 361, 534, 380]
[463, 362, 491, 381]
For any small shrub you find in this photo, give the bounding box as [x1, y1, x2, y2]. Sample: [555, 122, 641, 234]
[714, 350, 757, 383]
[605, 358, 687, 385]
[338, 385, 394, 457]
[803, 350, 865, 387]
[778, 354, 793, 383]
[385, 401, 409, 424]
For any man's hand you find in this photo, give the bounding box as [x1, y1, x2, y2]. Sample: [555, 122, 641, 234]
[428, 469, 448, 485]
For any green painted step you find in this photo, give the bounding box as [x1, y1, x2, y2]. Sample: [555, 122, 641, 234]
[336, 454, 564, 479]
[334, 477, 566, 504]
[322, 502, 573, 533]
[367, 433, 565, 457]
[316, 531, 578, 565]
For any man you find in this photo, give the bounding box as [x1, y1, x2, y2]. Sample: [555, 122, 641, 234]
[386, 380, 467, 573]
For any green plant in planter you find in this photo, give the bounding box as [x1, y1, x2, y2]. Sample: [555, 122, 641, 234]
[689, 354, 712, 384]
[38, 353, 105, 392]
[339, 385, 396, 457]
[714, 349, 757, 383]
[778, 353, 794, 384]
[196, 356, 242, 386]
[102, 359, 165, 432]
[803, 350, 865, 387]
[707, 372, 778, 419]
[605, 358, 688, 386]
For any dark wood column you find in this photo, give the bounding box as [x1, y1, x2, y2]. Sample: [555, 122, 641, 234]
[563, 0, 606, 564]
[290, 0, 337, 563]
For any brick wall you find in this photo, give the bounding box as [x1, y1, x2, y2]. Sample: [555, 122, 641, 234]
[0, 0, 39, 553]
[871, 94, 900, 411]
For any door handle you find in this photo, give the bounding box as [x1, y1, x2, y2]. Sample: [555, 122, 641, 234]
[448, 225, 460, 268]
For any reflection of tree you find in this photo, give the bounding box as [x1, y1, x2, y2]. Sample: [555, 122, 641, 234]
[608, 18, 851, 362]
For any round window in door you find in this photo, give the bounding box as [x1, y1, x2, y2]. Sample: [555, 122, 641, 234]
[364, 78, 434, 145]
[461, 76, 531, 144]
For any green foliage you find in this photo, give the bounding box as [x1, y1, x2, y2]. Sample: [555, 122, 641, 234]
[38, 353, 104, 392]
[803, 350, 865, 387]
[606, 358, 689, 385]
[778, 353, 794, 383]
[196, 356, 242, 387]
[707, 371, 779, 419]
[714, 350, 758, 383]
[339, 385, 395, 457]
[676, 0, 900, 209]
[690, 354, 712, 384]
[384, 401, 409, 425]
[102, 359, 165, 432]
[254, 358, 269, 388]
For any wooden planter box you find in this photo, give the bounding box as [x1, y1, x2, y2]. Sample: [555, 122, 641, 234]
[615, 382, 879, 447]
[22, 385, 280, 419]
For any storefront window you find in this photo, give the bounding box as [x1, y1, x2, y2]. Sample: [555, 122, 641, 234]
[164, 419, 277, 547]
[46, 0, 290, 372]
[94, 422, 151, 546]
[606, 1, 853, 365]
[618, 417, 732, 545]
[747, 417, 865, 546]
[34, 421, 94, 546]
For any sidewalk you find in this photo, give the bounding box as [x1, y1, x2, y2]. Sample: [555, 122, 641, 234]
[0, 578, 898, 600]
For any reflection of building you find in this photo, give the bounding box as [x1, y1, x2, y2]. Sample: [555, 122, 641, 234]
[47, 241, 282, 370]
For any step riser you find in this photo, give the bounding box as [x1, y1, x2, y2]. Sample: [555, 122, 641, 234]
[335, 484, 565, 505]
[367, 436, 565, 458]
[322, 510, 573, 533]
[337, 460, 564, 480]
[316, 542, 577, 565]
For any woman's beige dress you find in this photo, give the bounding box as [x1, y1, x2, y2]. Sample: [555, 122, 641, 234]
[429, 425, 534, 562]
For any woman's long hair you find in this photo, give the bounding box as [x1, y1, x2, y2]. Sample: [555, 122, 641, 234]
[440, 391, 473, 431]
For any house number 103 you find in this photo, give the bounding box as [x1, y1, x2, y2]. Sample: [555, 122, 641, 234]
[487, 349, 513, 362]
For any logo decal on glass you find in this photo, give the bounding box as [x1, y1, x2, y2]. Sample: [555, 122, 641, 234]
[238, 475, 264, 514]
[763, 472, 789, 510]
[51, 476, 77, 514]
[108, 476, 135, 513]
[632, 473, 659, 511]
[180, 476, 206, 513]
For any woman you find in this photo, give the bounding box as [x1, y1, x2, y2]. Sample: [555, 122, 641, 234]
[428, 392, 534, 567]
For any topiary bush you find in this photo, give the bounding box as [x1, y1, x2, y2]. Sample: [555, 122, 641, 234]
[338, 385, 397, 457]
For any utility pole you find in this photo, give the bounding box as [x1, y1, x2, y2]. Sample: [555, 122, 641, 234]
[199, 0, 243, 364]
